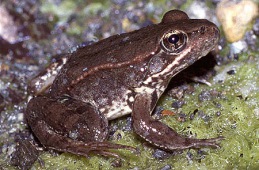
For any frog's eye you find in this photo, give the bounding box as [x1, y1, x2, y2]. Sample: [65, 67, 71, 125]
[160, 31, 187, 54]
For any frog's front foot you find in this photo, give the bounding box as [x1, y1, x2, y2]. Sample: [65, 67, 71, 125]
[26, 96, 135, 157]
[132, 93, 224, 150]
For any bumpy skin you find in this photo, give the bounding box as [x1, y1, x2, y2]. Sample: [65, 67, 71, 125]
[26, 10, 222, 157]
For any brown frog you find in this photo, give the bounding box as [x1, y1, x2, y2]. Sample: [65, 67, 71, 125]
[26, 10, 223, 157]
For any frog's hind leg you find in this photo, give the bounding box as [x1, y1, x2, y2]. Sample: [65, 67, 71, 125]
[132, 93, 224, 151]
[26, 96, 135, 157]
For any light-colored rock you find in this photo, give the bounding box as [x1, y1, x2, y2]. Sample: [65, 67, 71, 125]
[0, 5, 18, 43]
[216, 0, 258, 42]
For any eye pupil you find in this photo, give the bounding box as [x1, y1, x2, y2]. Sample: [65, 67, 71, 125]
[168, 34, 179, 44]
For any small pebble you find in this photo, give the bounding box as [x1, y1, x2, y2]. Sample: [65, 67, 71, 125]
[160, 164, 172, 170]
[214, 102, 222, 108]
[227, 69, 236, 75]
[186, 151, 194, 161]
[171, 100, 185, 109]
[153, 106, 164, 119]
[230, 40, 248, 54]
[244, 31, 257, 50]
[190, 109, 198, 120]
[253, 18, 259, 35]
[216, 111, 221, 116]
[153, 149, 170, 160]
[111, 159, 122, 168]
[0, 94, 4, 104]
[198, 111, 211, 122]
[178, 113, 187, 122]
[197, 149, 206, 160]
[199, 91, 212, 102]
[122, 117, 133, 131]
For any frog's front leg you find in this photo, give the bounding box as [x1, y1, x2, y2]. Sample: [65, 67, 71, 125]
[132, 93, 224, 150]
[26, 96, 135, 157]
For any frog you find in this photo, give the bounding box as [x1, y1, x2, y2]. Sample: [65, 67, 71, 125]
[26, 10, 223, 157]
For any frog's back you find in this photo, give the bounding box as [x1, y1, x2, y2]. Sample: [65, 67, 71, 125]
[65, 25, 159, 77]
[50, 24, 162, 97]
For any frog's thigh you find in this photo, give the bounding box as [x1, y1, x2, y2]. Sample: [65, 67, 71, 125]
[26, 96, 108, 145]
[26, 96, 136, 157]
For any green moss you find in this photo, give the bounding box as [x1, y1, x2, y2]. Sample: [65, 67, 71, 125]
[40, 0, 77, 23]
[160, 54, 259, 169]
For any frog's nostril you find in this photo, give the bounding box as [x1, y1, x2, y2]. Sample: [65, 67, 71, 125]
[200, 26, 206, 34]
[213, 27, 220, 38]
